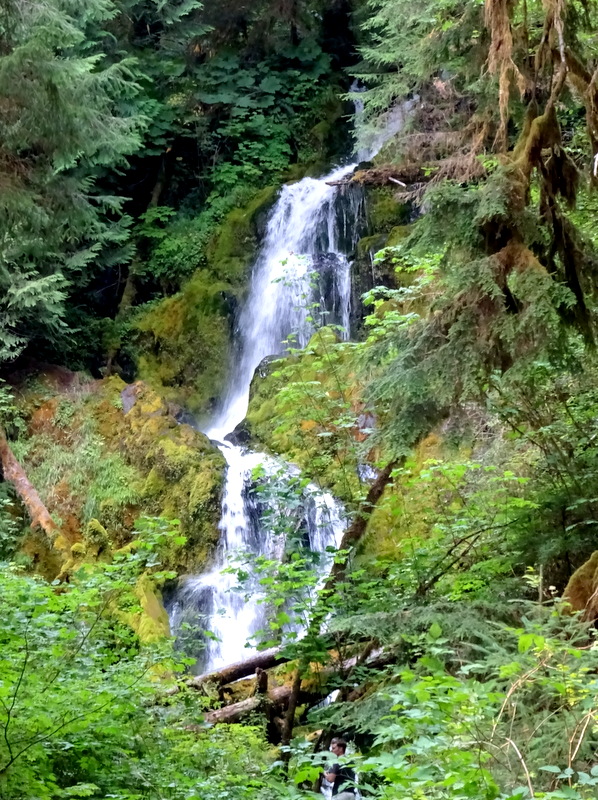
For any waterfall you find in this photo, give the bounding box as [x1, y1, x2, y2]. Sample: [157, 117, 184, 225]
[168, 163, 364, 672]
[206, 162, 362, 443]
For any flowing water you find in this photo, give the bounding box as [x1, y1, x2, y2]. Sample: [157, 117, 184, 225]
[168, 163, 365, 672]
[206, 162, 363, 443]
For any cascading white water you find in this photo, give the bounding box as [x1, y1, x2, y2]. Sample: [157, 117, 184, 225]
[206, 163, 360, 442]
[169, 447, 346, 669]
[169, 163, 364, 672]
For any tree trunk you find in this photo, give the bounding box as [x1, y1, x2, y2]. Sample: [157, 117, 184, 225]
[189, 646, 284, 689]
[0, 426, 62, 547]
[280, 668, 302, 768]
[320, 460, 399, 599]
[202, 673, 338, 725]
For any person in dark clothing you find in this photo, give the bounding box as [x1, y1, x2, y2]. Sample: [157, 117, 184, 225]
[324, 737, 356, 799]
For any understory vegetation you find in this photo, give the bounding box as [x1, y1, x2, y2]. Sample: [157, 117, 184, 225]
[4, 0, 598, 798]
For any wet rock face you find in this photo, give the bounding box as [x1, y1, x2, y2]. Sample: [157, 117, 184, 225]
[224, 422, 251, 447]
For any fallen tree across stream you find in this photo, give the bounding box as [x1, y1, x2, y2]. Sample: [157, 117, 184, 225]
[189, 646, 285, 689]
[201, 647, 391, 726]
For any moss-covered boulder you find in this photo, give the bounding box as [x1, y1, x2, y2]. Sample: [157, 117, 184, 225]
[11, 372, 225, 578]
[118, 380, 225, 571]
[246, 328, 374, 502]
[134, 186, 277, 417]
[126, 572, 171, 642]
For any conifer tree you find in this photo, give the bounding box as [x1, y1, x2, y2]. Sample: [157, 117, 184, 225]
[0, 0, 144, 362]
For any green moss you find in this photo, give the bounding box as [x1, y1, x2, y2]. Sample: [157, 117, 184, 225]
[11, 390, 141, 548]
[142, 467, 167, 499]
[205, 185, 277, 281]
[127, 573, 171, 643]
[13, 374, 226, 578]
[246, 328, 365, 502]
[134, 186, 277, 416]
[357, 233, 388, 259]
[84, 519, 110, 552]
[386, 225, 412, 247]
[134, 271, 231, 415]
[120, 382, 225, 572]
[368, 187, 410, 231]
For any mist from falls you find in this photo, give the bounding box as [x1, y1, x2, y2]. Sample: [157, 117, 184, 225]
[168, 162, 365, 672]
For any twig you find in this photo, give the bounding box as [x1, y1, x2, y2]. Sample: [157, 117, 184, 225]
[568, 710, 595, 769]
[505, 737, 535, 798]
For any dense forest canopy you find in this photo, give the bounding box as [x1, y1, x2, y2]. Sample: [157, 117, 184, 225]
[3, 0, 598, 799]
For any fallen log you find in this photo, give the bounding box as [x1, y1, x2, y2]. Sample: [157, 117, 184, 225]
[0, 426, 61, 545]
[202, 648, 393, 726]
[189, 646, 284, 689]
[204, 695, 261, 724]
[327, 164, 432, 188]
[203, 681, 322, 725]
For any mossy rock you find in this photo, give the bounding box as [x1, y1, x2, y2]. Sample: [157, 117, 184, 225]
[117, 381, 226, 572]
[367, 186, 410, 231]
[133, 186, 277, 417]
[124, 572, 171, 643]
[386, 225, 412, 247]
[134, 270, 232, 415]
[357, 233, 388, 259]
[205, 185, 277, 281]
[12, 373, 226, 578]
[246, 328, 367, 502]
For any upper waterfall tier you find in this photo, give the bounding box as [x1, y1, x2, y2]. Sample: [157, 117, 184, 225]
[205, 162, 360, 442]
